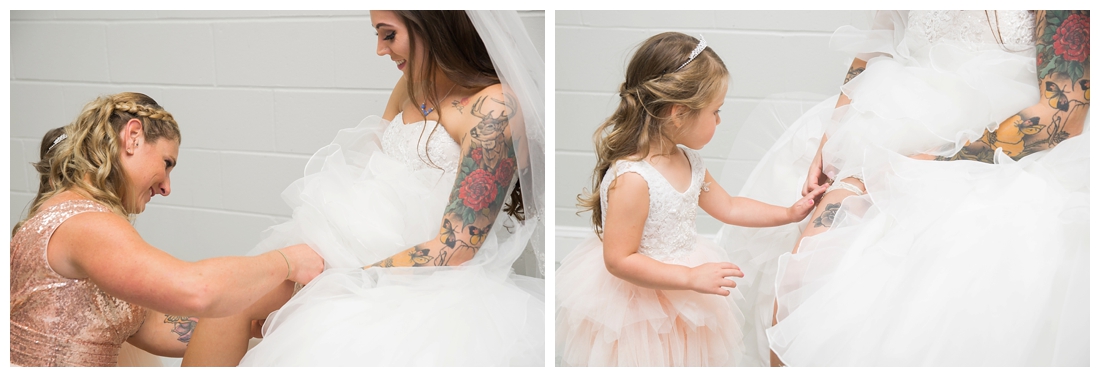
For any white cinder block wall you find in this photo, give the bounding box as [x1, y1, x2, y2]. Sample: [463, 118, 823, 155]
[555, 10, 872, 264]
[10, 11, 545, 276]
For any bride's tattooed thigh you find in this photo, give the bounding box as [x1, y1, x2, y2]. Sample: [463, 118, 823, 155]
[812, 203, 841, 228]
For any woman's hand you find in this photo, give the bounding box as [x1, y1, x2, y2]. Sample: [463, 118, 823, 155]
[802, 148, 829, 197]
[686, 262, 743, 296]
[788, 183, 829, 222]
[280, 244, 324, 285]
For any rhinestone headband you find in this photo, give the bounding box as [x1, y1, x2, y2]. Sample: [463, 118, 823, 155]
[675, 34, 707, 72]
[47, 134, 67, 152]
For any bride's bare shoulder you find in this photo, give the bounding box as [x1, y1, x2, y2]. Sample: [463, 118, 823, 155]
[441, 83, 510, 142]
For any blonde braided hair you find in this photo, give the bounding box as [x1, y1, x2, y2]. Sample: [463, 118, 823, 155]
[14, 92, 181, 235]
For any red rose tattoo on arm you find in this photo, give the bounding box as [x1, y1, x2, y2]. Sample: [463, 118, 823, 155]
[938, 10, 1089, 163]
[365, 94, 518, 269]
[1049, 12, 1089, 69]
[459, 169, 498, 212]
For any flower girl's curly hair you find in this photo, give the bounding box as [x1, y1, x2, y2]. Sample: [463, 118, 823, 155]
[578, 32, 729, 235]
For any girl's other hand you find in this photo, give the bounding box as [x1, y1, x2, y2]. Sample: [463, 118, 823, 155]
[788, 183, 829, 222]
[686, 262, 743, 296]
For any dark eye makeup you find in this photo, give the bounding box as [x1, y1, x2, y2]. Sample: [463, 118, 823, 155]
[375, 30, 396, 41]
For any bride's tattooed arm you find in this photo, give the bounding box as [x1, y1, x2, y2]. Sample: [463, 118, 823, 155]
[366, 92, 518, 269]
[938, 10, 1089, 163]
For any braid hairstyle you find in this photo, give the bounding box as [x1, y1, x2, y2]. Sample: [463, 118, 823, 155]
[577, 32, 729, 236]
[13, 92, 181, 235]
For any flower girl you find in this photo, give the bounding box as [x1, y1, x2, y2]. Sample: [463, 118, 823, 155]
[556, 32, 827, 367]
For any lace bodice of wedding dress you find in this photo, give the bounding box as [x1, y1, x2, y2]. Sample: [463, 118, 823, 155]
[599, 147, 705, 263]
[907, 10, 1034, 50]
[381, 112, 460, 173]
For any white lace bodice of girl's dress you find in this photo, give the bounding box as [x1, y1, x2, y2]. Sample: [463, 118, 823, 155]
[907, 10, 1034, 50]
[381, 112, 460, 173]
[599, 146, 705, 263]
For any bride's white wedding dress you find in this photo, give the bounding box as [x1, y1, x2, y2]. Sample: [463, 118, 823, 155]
[237, 113, 544, 366]
[718, 10, 1089, 366]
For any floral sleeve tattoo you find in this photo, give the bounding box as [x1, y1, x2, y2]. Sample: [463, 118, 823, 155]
[844, 66, 865, 84]
[367, 94, 518, 269]
[164, 315, 198, 344]
[842, 58, 868, 85]
[938, 10, 1089, 163]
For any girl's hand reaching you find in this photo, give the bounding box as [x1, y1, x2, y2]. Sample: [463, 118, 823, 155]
[788, 183, 829, 222]
[686, 262, 744, 296]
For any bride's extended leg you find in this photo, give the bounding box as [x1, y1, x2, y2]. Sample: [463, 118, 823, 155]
[182, 314, 252, 366]
[770, 177, 865, 367]
[793, 177, 864, 246]
[183, 280, 296, 366]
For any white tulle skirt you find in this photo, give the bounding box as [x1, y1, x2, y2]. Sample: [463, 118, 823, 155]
[556, 236, 744, 367]
[237, 116, 544, 366]
[768, 142, 1089, 366]
[717, 28, 1089, 366]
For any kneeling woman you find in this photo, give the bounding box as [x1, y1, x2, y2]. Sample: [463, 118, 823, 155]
[10, 92, 324, 366]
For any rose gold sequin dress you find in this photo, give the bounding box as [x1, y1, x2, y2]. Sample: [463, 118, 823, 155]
[10, 200, 146, 367]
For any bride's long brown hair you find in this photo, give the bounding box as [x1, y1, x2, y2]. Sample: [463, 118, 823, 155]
[392, 10, 524, 220]
[578, 32, 729, 235]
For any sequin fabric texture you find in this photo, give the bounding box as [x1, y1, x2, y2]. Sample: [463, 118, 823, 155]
[10, 200, 146, 366]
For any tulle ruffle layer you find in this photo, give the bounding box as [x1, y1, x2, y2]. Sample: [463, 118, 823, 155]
[556, 237, 744, 367]
[717, 12, 1089, 366]
[767, 139, 1089, 366]
[240, 115, 544, 366]
[240, 266, 544, 366]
